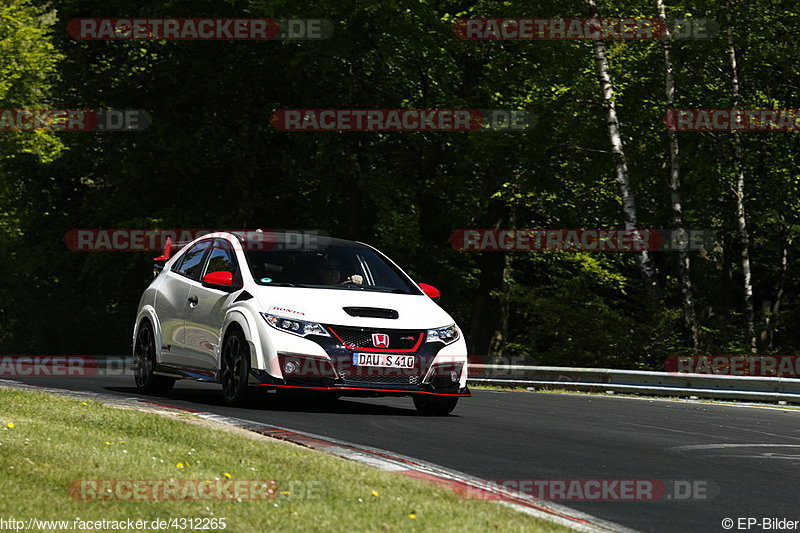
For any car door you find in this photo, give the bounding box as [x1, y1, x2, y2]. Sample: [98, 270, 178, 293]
[184, 238, 243, 372]
[155, 238, 213, 367]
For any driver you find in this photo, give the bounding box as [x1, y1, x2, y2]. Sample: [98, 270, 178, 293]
[319, 258, 363, 285]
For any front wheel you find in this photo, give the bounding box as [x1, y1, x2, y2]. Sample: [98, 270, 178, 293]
[133, 322, 175, 395]
[413, 395, 458, 416]
[221, 328, 252, 406]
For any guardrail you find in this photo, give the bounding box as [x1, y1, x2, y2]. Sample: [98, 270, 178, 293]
[26, 357, 800, 404]
[469, 365, 800, 404]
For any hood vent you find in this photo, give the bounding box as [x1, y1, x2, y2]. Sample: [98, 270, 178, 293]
[343, 307, 399, 319]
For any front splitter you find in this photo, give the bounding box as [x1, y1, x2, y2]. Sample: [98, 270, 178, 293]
[263, 382, 471, 397]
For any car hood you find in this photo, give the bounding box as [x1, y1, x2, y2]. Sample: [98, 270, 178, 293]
[253, 286, 456, 330]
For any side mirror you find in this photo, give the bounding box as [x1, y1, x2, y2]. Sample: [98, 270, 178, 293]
[418, 282, 441, 301]
[202, 271, 239, 292]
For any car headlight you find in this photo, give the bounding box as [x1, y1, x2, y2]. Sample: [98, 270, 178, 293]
[261, 313, 330, 337]
[426, 324, 460, 345]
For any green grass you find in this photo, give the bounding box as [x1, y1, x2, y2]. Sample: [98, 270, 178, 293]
[0, 388, 573, 533]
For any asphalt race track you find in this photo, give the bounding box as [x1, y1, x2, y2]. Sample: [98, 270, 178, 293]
[7, 375, 800, 532]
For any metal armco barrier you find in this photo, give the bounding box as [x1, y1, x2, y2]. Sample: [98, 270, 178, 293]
[42, 358, 800, 404]
[469, 365, 800, 403]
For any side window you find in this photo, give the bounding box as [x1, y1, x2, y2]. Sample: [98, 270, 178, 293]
[172, 240, 212, 281]
[204, 240, 242, 285]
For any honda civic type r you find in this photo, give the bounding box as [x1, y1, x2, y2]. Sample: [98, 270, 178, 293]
[132, 231, 470, 415]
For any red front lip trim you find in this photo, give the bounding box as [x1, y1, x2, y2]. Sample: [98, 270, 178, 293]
[261, 383, 470, 397]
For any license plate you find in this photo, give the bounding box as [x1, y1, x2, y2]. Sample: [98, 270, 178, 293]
[352, 353, 415, 368]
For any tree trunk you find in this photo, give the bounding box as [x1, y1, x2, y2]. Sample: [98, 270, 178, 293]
[585, 0, 658, 297]
[467, 196, 512, 361]
[346, 139, 364, 240]
[767, 222, 788, 350]
[725, 1, 757, 353]
[657, 0, 698, 349]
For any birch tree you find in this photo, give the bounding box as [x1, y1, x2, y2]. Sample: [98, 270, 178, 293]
[585, 0, 658, 296]
[725, 1, 757, 352]
[657, 0, 698, 348]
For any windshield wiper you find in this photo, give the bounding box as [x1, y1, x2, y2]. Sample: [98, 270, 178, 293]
[264, 282, 338, 289]
[339, 285, 409, 294]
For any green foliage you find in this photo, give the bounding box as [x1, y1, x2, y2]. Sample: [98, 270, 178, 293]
[2, 0, 800, 367]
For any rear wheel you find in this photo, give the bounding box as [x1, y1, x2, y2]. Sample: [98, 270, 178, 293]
[413, 395, 458, 416]
[221, 328, 252, 406]
[133, 322, 175, 395]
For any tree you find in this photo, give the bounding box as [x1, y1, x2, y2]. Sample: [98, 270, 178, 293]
[725, 0, 757, 352]
[585, 0, 659, 298]
[0, 0, 64, 348]
[657, 0, 698, 348]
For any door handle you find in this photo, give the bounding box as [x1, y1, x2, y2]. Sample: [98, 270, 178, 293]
[187, 295, 198, 306]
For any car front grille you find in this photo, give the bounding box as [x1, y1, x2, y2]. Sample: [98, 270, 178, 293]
[343, 375, 419, 385]
[338, 364, 420, 381]
[327, 326, 424, 352]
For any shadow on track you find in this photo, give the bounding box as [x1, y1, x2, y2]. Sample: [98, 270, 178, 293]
[105, 385, 422, 416]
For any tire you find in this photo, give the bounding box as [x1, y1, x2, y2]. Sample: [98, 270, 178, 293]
[134, 321, 175, 395]
[413, 395, 458, 416]
[221, 327, 252, 406]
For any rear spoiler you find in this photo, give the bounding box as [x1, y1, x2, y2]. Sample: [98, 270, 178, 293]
[152, 237, 190, 277]
[153, 236, 173, 264]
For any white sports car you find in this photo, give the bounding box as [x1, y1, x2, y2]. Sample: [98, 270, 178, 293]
[132, 231, 470, 415]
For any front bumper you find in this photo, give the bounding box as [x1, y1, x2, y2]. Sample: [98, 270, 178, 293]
[253, 322, 470, 397]
[249, 368, 471, 397]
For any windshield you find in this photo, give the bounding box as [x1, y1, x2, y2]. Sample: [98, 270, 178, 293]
[244, 245, 420, 294]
